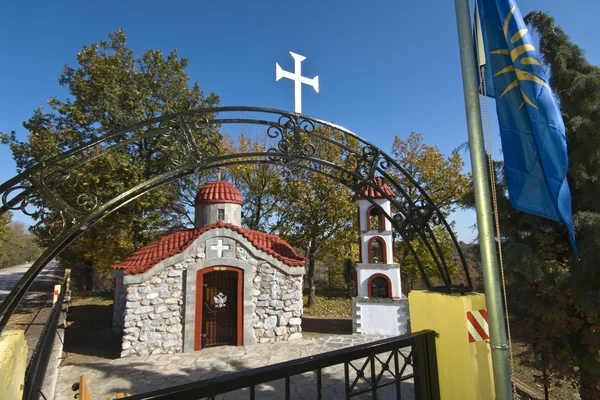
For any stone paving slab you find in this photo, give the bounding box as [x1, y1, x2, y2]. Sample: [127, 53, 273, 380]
[56, 334, 415, 399]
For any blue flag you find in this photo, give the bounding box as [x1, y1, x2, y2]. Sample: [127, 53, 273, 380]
[475, 0, 577, 252]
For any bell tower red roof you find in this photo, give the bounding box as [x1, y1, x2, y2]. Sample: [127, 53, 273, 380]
[352, 177, 396, 201]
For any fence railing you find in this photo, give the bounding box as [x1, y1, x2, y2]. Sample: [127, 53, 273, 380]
[122, 330, 439, 400]
[23, 270, 69, 400]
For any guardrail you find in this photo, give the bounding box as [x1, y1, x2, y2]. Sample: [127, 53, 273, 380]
[23, 269, 70, 400]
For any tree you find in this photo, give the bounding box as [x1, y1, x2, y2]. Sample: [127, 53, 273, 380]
[462, 12, 600, 397]
[223, 133, 284, 232]
[319, 224, 359, 292]
[395, 224, 461, 291]
[223, 128, 362, 303]
[3, 30, 219, 289]
[0, 211, 13, 267]
[343, 258, 356, 297]
[390, 132, 470, 216]
[0, 211, 10, 244]
[274, 127, 360, 308]
[0, 217, 43, 269]
[389, 132, 469, 288]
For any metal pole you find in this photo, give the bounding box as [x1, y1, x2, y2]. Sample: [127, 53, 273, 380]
[453, 0, 512, 398]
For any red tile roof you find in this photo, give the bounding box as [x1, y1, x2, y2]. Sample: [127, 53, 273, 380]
[352, 177, 396, 201]
[195, 180, 243, 205]
[112, 221, 305, 275]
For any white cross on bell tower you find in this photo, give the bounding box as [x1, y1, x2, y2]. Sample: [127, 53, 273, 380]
[276, 51, 319, 113]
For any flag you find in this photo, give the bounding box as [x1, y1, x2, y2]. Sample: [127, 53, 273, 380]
[474, 0, 577, 252]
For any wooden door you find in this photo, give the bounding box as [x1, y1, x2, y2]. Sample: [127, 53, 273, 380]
[195, 267, 241, 350]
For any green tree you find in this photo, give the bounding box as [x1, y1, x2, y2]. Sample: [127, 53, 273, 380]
[343, 258, 357, 297]
[395, 224, 461, 291]
[389, 132, 469, 287]
[3, 30, 219, 288]
[0, 211, 10, 243]
[275, 127, 360, 308]
[224, 130, 361, 303]
[0, 211, 13, 267]
[390, 132, 470, 215]
[524, 12, 600, 398]
[0, 219, 43, 269]
[223, 133, 284, 232]
[462, 13, 600, 398]
[319, 225, 359, 292]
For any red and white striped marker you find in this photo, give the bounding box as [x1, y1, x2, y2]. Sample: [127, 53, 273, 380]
[466, 309, 489, 343]
[53, 284, 61, 305]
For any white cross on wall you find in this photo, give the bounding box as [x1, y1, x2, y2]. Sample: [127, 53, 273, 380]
[210, 239, 230, 257]
[276, 51, 319, 113]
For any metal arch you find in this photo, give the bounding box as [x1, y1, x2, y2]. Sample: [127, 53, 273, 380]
[0, 106, 472, 333]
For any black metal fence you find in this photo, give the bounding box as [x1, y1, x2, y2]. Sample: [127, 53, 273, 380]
[23, 274, 68, 400]
[123, 330, 440, 400]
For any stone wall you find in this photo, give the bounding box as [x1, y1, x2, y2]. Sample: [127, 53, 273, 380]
[252, 263, 303, 343]
[120, 264, 184, 357]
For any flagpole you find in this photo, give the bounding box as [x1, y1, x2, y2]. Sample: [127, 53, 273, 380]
[453, 0, 512, 398]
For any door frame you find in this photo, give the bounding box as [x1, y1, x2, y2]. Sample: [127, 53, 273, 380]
[194, 266, 243, 351]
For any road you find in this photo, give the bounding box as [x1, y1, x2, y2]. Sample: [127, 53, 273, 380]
[0, 264, 32, 304]
[0, 260, 62, 304]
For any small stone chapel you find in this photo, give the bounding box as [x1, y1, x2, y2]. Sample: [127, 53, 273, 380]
[112, 180, 306, 357]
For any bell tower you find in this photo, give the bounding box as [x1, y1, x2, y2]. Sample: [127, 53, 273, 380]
[354, 178, 402, 298]
[352, 178, 409, 336]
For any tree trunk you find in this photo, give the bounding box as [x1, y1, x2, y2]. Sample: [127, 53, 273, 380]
[253, 194, 262, 231]
[541, 354, 549, 400]
[84, 263, 94, 291]
[306, 245, 316, 308]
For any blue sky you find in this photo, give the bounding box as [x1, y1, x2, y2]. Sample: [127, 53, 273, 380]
[1, 0, 598, 242]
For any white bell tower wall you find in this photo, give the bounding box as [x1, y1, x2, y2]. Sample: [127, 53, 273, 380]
[353, 186, 409, 336]
[357, 199, 393, 265]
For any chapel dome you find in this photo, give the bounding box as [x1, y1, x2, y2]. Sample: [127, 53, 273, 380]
[194, 180, 244, 205]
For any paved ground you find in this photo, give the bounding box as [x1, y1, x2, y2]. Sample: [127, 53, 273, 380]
[57, 334, 415, 400]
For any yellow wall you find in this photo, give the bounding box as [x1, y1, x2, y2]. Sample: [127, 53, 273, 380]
[0, 330, 28, 400]
[409, 290, 494, 400]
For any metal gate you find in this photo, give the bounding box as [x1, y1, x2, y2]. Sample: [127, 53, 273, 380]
[124, 330, 441, 400]
[201, 269, 238, 348]
[0, 106, 463, 397]
[195, 266, 242, 350]
[0, 107, 475, 338]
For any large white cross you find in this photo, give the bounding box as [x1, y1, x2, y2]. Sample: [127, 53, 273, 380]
[210, 239, 230, 257]
[275, 51, 319, 114]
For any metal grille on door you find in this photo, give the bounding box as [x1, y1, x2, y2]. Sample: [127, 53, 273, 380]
[202, 269, 238, 348]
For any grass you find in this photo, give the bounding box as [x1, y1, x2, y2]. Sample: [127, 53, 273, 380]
[511, 341, 579, 400]
[71, 291, 113, 306]
[62, 290, 121, 364]
[303, 288, 352, 318]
